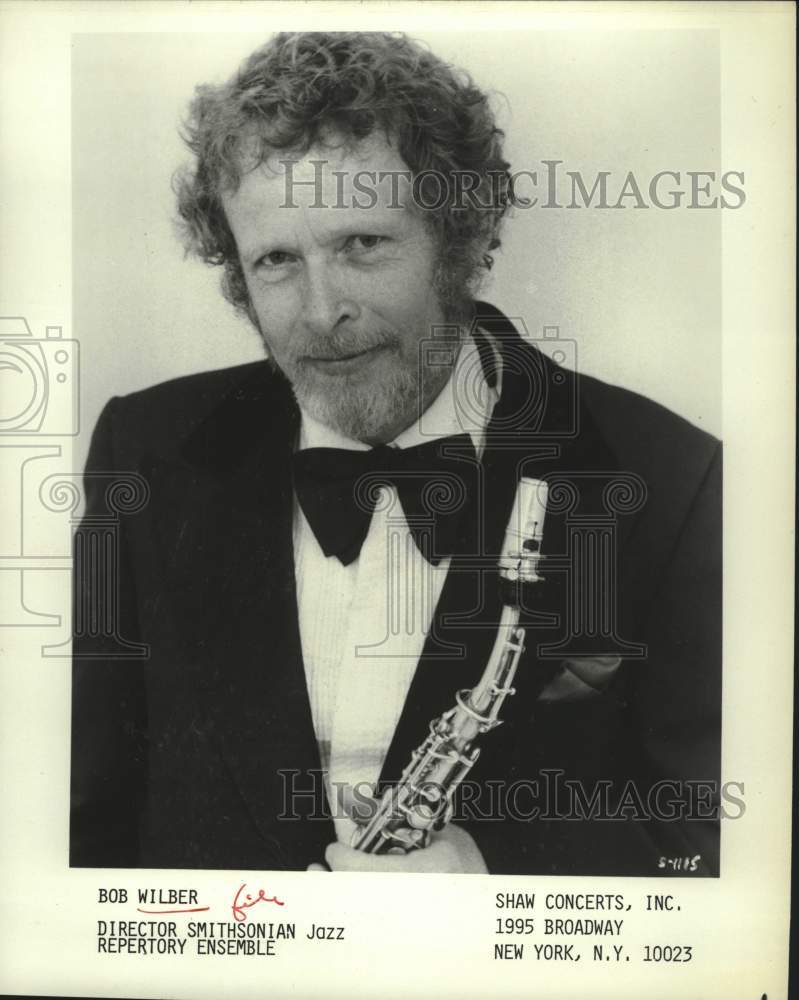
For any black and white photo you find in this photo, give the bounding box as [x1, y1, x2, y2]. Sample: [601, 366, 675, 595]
[70, 29, 722, 877]
[0, 5, 793, 1000]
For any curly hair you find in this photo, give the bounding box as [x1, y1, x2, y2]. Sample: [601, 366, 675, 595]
[174, 32, 514, 320]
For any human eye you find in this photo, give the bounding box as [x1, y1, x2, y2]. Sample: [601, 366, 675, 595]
[341, 234, 388, 256]
[252, 249, 298, 273]
[249, 249, 300, 285]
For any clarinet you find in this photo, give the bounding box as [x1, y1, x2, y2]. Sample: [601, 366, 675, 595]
[351, 477, 548, 855]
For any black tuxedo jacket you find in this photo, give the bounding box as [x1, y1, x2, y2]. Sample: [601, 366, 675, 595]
[70, 304, 721, 875]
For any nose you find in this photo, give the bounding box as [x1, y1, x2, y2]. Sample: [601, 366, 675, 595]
[301, 262, 361, 336]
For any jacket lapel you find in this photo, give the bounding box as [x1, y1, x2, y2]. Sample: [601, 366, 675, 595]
[145, 366, 333, 864]
[379, 314, 626, 784]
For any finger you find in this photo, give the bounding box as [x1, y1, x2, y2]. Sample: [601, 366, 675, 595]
[306, 862, 329, 872]
[325, 841, 413, 872]
[326, 838, 459, 873]
[327, 827, 486, 874]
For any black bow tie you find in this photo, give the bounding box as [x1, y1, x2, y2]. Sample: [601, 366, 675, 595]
[292, 433, 479, 565]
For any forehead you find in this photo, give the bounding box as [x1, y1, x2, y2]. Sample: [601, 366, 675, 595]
[222, 132, 417, 244]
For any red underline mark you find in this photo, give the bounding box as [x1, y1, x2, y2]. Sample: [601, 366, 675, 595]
[136, 906, 211, 914]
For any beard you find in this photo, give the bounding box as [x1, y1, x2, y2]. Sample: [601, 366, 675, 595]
[261, 323, 459, 444]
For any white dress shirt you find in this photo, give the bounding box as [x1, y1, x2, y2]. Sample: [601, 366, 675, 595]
[292, 333, 500, 845]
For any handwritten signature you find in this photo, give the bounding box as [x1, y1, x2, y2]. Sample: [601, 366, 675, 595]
[232, 883, 285, 922]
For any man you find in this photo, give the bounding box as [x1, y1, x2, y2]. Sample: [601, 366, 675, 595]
[70, 31, 721, 875]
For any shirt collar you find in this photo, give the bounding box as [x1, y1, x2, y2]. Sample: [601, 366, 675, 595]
[298, 332, 500, 457]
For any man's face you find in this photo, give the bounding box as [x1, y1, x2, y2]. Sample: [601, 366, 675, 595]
[222, 134, 456, 444]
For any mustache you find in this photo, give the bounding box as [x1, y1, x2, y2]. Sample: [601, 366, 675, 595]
[295, 328, 399, 362]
